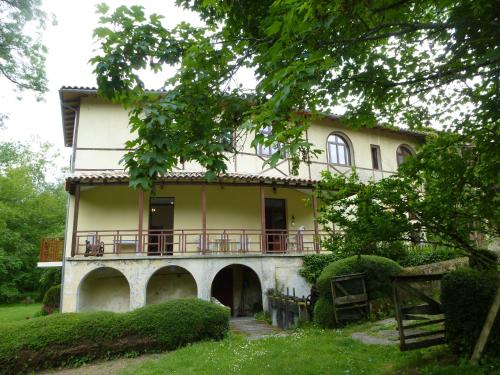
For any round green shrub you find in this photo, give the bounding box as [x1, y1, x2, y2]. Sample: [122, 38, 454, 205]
[314, 255, 402, 327]
[313, 297, 337, 328]
[0, 298, 229, 374]
[442, 268, 500, 358]
[42, 285, 61, 314]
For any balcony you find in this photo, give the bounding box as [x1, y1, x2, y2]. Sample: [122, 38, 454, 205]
[38, 238, 64, 267]
[73, 229, 325, 257]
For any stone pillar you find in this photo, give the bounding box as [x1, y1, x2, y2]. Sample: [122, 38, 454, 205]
[61, 261, 79, 312]
[129, 283, 147, 310]
[127, 264, 148, 310]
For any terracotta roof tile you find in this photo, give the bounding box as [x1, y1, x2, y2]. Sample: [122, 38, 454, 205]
[65, 170, 318, 188]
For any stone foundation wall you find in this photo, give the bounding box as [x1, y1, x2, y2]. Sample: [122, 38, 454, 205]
[61, 255, 310, 313]
[402, 257, 469, 275]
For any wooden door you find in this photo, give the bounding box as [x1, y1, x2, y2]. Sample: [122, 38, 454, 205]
[265, 198, 287, 252]
[148, 197, 174, 255]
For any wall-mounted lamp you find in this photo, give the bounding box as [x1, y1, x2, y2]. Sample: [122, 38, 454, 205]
[272, 186, 277, 194]
[151, 208, 156, 213]
[291, 215, 296, 227]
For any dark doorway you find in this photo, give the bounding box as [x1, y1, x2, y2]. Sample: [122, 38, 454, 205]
[211, 266, 234, 312]
[265, 198, 287, 252]
[148, 197, 174, 255]
[211, 265, 262, 316]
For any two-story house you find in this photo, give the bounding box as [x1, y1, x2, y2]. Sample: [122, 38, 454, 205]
[45, 86, 423, 316]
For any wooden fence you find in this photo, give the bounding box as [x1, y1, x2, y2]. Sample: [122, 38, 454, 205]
[39, 238, 64, 262]
[267, 288, 310, 329]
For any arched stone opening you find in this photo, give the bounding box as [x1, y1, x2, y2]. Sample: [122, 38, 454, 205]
[211, 264, 262, 317]
[146, 265, 197, 304]
[78, 267, 130, 312]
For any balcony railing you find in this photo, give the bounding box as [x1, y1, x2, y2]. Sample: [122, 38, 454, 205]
[39, 238, 64, 262]
[73, 229, 325, 257]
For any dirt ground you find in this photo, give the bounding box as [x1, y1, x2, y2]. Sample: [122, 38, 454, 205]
[40, 353, 163, 375]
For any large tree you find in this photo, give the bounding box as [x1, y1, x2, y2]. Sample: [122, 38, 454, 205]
[91, 1, 499, 262]
[0, 142, 66, 302]
[317, 130, 499, 267]
[91, 0, 498, 189]
[0, 0, 49, 125]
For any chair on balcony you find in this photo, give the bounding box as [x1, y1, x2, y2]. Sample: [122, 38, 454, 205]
[84, 234, 104, 257]
[197, 233, 243, 253]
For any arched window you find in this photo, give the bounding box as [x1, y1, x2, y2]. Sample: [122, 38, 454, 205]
[396, 145, 413, 167]
[327, 133, 352, 166]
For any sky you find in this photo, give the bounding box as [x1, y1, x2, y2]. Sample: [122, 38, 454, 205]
[0, 0, 210, 171]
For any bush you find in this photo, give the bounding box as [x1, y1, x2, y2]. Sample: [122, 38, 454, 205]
[313, 297, 337, 328]
[0, 298, 229, 374]
[299, 253, 344, 284]
[399, 245, 463, 267]
[441, 268, 500, 358]
[314, 255, 402, 327]
[42, 285, 61, 314]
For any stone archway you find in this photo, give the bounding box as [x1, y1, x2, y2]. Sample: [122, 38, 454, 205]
[78, 267, 130, 312]
[146, 265, 197, 304]
[211, 264, 262, 316]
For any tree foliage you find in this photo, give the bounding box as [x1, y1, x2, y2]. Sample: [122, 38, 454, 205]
[91, 1, 499, 263]
[317, 130, 499, 267]
[92, 0, 498, 190]
[0, 142, 66, 302]
[0, 0, 48, 117]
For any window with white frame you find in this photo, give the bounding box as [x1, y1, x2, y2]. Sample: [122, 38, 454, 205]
[327, 133, 351, 166]
[257, 126, 279, 156]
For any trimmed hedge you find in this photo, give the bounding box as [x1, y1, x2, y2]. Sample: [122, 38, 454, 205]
[299, 253, 344, 284]
[399, 245, 462, 267]
[42, 285, 61, 314]
[0, 298, 229, 374]
[314, 255, 402, 327]
[441, 268, 500, 358]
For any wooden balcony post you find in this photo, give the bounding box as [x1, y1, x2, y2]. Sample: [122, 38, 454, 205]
[260, 184, 266, 253]
[71, 184, 80, 257]
[137, 190, 144, 253]
[201, 184, 207, 251]
[312, 191, 320, 253]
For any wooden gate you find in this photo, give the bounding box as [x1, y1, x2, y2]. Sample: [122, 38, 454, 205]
[392, 273, 446, 351]
[331, 273, 369, 323]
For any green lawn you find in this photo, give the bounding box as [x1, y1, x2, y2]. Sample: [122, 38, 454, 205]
[120, 324, 497, 375]
[0, 303, 42, 324]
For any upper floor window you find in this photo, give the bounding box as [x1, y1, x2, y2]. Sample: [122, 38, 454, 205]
[327, 133, 352, 166]
[396, 145, 413, 167]
[371, 145, 381, 170]
[218, 129, 234, 151]
[257, 126, 280, 157]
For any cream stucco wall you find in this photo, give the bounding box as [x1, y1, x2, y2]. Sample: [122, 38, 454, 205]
[72, 97, 421, 181]
[146, 266, 197, 304]
[61, 96, 423, 316]
[64, 184, 316, 257]
[78, 267, 130, 312]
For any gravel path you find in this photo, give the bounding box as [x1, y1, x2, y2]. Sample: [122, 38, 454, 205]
[230, 316, 286, 340]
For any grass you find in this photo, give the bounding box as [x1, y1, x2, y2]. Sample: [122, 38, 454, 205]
[120, 323, 499, 375]
[0, 303, 42, 324]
